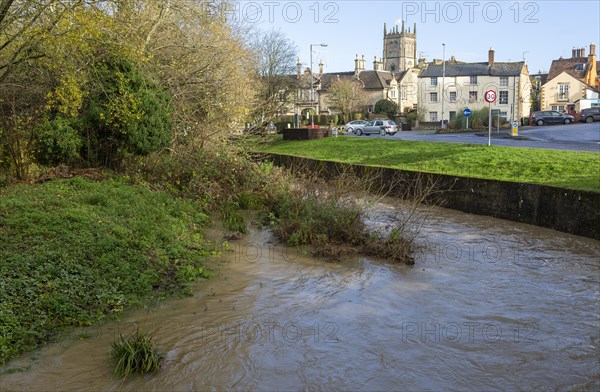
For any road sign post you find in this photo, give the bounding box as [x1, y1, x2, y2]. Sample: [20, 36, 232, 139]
[512, 121, 519, 136]
[485, 90, 497, 146]
[463, 108, 471, 130]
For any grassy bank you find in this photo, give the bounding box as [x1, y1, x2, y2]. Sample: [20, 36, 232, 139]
[259, 136, 600, 191]
[0, 177, 213, 364]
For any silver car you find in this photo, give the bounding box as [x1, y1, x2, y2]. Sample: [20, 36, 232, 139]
[355, 119, 398, 136]
[344, 120, 368, 133]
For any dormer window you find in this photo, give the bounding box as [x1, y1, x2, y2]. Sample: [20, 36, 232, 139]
[576, 64, 586, 70]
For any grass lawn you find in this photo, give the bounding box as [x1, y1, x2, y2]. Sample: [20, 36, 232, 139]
[258, 136, 600, 191]
[0, 176, 213, 364]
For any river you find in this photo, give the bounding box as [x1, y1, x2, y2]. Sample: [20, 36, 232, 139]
[1, 201, 599, 391]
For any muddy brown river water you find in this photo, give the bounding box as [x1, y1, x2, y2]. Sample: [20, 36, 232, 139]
[1, 201, 599, 391]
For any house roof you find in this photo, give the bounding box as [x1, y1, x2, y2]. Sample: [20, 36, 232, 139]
[420, 62, 525, 78]
[318, 71, 355, 89]
[546, 57, 600, 81]
[317, 70, 397, 90]
[394, 70, 409, 81]
[357, 70, 394, 89]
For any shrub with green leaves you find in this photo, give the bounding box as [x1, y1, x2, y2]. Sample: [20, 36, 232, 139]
[83, 56, 173, 166]
[374, 99, 398, 118]
[35, 116, 83, 165]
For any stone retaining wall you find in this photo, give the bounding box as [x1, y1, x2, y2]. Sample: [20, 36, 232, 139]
[266, 154, 600, 240]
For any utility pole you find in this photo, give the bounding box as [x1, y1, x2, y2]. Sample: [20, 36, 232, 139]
[310, 43, 328, 127]
[441, 43, 446, 128]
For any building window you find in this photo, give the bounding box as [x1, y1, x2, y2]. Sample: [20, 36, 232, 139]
[449, 91, 457, 103]
[551, 105, 566, 112]
[558, 84, 569, 101]
[430, 77, 438, 86]
[469, 91, 478, 102]
[499, 91, 509, 105]
[430, 92, 438, 102]
[500, 76, 509, 87]
[470, 75, 478, 85]
[449, 111, 456, 121]
[391, 89, 397, 98]
[429, 112, 438, 122]
[500, 111, 507, 117]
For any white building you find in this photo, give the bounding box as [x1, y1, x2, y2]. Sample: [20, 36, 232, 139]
[417, 49, 531, 124]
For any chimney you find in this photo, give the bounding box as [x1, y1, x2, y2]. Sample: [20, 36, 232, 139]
[488, 47, 494, 66]
[581, 47, 586, 57]
[572, 47, 577, 58]
[587, 43, 598, 89]
[373, 56, 384, 71]
[355, 54, 364, 77]
[319, 60, 324, 74]
[297, 58, 301, 79]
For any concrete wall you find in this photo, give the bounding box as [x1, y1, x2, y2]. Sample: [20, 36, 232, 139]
[266, 154, 600, 240]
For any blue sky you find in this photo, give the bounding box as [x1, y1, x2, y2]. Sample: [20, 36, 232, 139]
[237, 0, 600, 75]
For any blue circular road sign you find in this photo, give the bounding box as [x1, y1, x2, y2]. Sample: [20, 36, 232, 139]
[463, 108, 472, 117]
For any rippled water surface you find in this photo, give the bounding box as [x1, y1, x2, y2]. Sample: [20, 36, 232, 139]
[1, 202, 599, 391]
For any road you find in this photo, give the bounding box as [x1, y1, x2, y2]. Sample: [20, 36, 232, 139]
[348, 122, 600, 152]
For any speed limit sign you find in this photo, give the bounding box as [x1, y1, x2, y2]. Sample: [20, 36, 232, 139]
[485, 90, 497, 103]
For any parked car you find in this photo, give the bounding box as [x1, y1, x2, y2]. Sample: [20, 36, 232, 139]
[530, 111, 575, 126]
[579, 108, 600, 123]
[344, 120, 368, 133]
[354, 119, 398, 136]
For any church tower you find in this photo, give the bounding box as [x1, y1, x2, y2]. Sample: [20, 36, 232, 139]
[383, 21, 417, 73]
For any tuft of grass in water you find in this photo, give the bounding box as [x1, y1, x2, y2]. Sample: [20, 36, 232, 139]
[110, 327, 164, 378]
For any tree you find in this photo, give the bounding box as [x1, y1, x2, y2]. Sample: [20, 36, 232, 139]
[326, 78, 367, 123]
[374, 99, 398, 118]
[247, 29, 298, 127]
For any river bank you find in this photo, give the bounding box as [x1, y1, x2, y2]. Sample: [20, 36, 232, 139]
[0, 176, 214, 365]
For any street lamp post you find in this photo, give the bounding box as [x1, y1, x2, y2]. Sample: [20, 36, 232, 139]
[310, 43, 327, 127]
[441, 43, 446, 128]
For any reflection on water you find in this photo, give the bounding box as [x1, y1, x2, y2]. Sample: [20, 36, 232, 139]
[1, 201, 599, 391]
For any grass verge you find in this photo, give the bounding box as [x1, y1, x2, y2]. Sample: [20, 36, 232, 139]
[0, 176, 212, 365]
[258, 136, 600, 191]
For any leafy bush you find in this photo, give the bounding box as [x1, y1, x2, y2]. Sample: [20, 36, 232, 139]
[449, 107, 507, 130]
[131, 146, 279, 215]
[82, 56, 173, 166]
[374, 99, 398, 117]
[35, 116, 83, 165]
